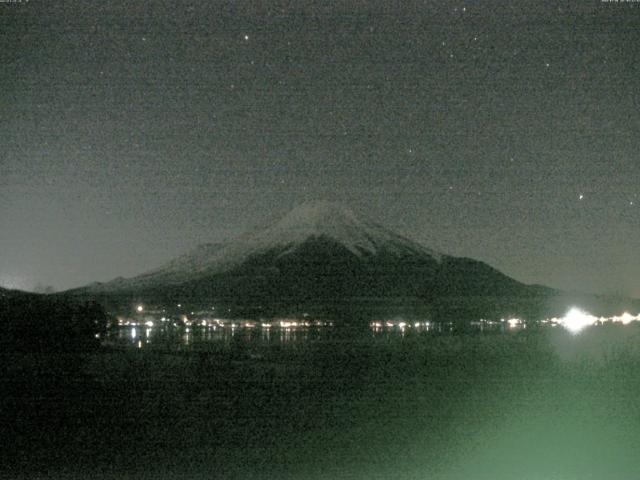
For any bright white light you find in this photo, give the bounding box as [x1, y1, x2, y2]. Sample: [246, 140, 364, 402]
[618, 312, 636, 325]
[561, 307, 596, 334]
[145, 320, 154, 327]
[136, 305, 144, 313]
[507, 318, 521, 328]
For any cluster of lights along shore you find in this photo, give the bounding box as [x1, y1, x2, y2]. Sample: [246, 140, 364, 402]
[123, 304, 640, 335]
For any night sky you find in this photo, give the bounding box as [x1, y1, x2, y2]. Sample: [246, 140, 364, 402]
[1, 0, 639, 297]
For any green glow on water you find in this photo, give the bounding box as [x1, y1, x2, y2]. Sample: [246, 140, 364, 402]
[6, 324, 640, 480]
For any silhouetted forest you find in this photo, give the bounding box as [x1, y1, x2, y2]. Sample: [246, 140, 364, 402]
[0, 288, 108, 352]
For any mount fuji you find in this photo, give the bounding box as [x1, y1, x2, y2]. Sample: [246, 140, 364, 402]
[69, 201, 561, 320]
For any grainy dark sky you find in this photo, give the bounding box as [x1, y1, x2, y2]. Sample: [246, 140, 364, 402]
[1, 0, 639, 296]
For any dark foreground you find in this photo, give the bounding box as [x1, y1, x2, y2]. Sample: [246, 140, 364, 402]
[3, 326, 640, 480]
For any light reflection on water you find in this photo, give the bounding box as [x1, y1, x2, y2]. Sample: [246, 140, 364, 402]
[109, 323, 332, 349]
[106, 320, 502, 350]
[109, 308, 640, 351]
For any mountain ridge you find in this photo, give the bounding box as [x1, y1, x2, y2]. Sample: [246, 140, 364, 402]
[87, 201, 444, 292]
[68, 201, 598, 320]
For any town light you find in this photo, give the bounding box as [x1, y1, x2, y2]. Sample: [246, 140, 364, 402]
[561, 307, 595, 334]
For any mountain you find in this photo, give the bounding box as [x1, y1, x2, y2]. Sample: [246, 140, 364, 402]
[68, 201, 573, 320]
[88, 201, 443, 291]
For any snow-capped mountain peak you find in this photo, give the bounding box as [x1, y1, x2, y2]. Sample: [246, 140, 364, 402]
[88, 201, 443, 291]
[252, 200, 441, 259]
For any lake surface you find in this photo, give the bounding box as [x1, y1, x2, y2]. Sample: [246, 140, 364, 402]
[109, 323, 421, 350]
[104, 320, 498, 351]
[4, 322, 640, 480]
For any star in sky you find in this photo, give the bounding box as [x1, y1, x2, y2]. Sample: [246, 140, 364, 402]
[2, 0, 639, 297]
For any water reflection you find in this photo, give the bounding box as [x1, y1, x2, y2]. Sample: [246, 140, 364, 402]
[106, 311, 640, 351]
[109, 321, 349, 350]
[108, 319, 448, 351]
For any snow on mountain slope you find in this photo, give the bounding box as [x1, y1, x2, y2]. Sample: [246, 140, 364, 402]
[87, 201, 443, 292]
[88, 242, 230, 291]
[241, 201, 442, 259]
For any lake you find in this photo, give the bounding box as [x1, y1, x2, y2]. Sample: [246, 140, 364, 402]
[3, 322, 640, 480]
[104, 320, 451, 351]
